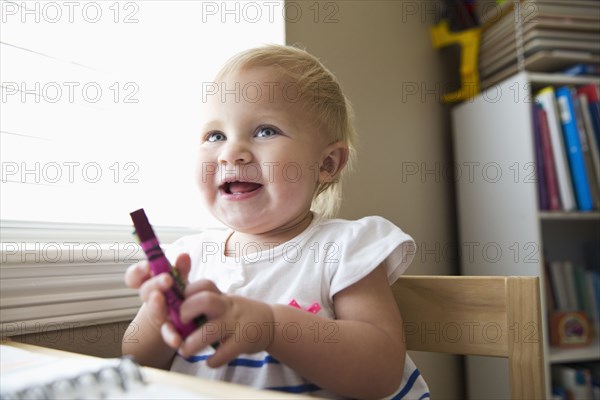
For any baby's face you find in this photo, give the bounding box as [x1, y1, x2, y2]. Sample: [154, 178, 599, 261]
[196, 66, 330, 235]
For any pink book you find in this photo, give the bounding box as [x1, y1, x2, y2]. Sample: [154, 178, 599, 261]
[537, 106, 562, 210]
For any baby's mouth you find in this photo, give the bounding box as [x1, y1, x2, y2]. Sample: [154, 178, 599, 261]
[221, 181, 263, 195]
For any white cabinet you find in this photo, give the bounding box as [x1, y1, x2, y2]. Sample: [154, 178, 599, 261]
[452, 71, 600, 399]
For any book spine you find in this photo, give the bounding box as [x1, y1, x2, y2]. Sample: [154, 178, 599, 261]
[538, 105, 562, 210]
[562, 64, 600, 76]
[578, 84, 600, 151]
[590, 102, 600, 156]
[573, 265, 591, 319]
[563, 261, 580, 311]
[578, 84, 600, 103]
[536, 88, 576, 211]
[556, 86, 594, 211]
[578, 94, 600, 201]
[590, 271, 600, 327]
[573, 90, 600, 209]
[549, 261, 570, 311]
[543, 261, 557, 312]
[533, 103, 549, 210]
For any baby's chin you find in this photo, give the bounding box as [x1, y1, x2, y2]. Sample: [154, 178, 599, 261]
[219, 218, 292, 240]
[211, 203, 314, 238]
[214, 212, 267, 234]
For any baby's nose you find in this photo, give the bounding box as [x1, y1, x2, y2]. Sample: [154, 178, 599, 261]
[217, 141, 252, 165]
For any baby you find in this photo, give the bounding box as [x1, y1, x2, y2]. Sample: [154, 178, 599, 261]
[123, 44, 429, 399]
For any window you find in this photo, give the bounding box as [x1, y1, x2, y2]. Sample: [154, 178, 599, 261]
[1, 0, 285, 227]
[0, 0, 285, 336]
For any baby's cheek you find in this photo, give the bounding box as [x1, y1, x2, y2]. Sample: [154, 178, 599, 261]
[195, 160, 218, 185]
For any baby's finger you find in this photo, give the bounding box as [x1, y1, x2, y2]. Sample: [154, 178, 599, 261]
[204, 337, 238, 368]
[138, 273, 173, 302]
[178, 320, 222, 358]
[180, 290, 227, 323]
[173, 253, 192, 283]
[145, 290, 168, 323]
[124, 261, 150, 289]
[161, 321, 184, 349]
[184, 279, 221, 298]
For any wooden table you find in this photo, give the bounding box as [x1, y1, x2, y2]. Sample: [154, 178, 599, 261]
[1, 340, 310, 399]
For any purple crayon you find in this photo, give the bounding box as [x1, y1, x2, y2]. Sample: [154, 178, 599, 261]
[130, 208, 207, 338]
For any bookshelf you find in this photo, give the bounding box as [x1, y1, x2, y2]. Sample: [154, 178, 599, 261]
[539, 211, 600, 221]
[452, 71, 600, 399]
[549, 337, 600, 364]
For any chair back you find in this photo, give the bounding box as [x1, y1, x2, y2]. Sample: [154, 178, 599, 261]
[394, 276, 545, 399]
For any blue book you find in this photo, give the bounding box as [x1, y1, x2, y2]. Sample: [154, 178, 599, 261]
[562, 63, 600, 76]
[555, 86, 594, 211]
[551, 386, 567, 400]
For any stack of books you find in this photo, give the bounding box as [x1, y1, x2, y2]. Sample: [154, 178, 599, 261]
[543, 242, 600, 355]
[544, 259, 600, 328]
[532, 84, 600, 212]
[479, 0, 600, 90]
[551, 363, 600, 400]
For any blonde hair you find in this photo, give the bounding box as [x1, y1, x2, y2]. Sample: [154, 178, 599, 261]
[215, 44, 357, 218]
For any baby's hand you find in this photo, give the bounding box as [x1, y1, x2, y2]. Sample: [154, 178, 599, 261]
[162, 280, 275, 368]
[124, 253, 192, 330]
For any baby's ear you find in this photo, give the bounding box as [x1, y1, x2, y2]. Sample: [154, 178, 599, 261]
[319, 142, 349, 183]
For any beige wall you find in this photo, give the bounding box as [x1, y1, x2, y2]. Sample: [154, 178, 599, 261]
[286, 1, 462, 398]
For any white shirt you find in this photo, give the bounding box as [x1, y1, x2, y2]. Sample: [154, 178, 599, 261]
[166, 214, 430, 399]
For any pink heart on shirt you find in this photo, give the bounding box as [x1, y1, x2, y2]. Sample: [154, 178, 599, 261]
[289, 299, 321, 314]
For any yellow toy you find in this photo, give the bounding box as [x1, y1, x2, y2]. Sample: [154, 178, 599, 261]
[430, 19, 481, 102]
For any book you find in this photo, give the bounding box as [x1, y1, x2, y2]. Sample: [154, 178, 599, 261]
[537, 103, 562, 210]
[588, 363, 600, 400]
[0, 345, 206, 399]
[587, 270, 600, 333]
[552, 364, 594, 400]
[563, 261, 580, 311]
[573, 90, 600, 208]
[562, 63, 600, 76]
[578, 84, 600, 156]
[578, 85, 600, 103]
[478, 0, 600, 89]
[549, 261, 570, 310]
[583, 241, 600, 268]
[578, 92, 600, 207]
[556, 86, 594, 211]
[544, 261, 558, 312]
[521, 0, 600, 21]
[573, 264, 592, 320]
[536, 87, 577, 211]
[589, 101, 600, 156]
[583, 241, 600, 339]
[533, 102, 550, 210]
[551, 386, 567, 400]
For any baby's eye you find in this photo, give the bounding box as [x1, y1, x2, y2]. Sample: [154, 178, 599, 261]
[255, 126, 279, 138]
[206, 131, 226, 142]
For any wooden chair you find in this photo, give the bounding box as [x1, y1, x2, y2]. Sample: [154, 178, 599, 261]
[394, 276, 545, 400]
